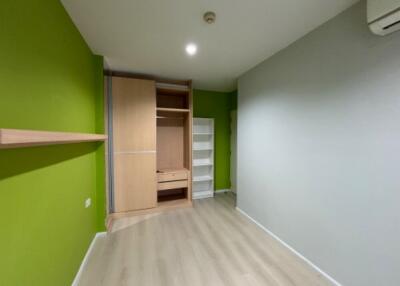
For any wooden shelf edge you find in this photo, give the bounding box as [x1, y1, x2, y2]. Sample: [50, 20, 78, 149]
[156, 107, 190, 113]
[157, 168, 190, 173]
[0, 128, 107, 149]
[156, 82, 190, 91]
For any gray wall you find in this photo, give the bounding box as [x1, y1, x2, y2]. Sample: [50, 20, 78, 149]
[237, 2, 400, 285]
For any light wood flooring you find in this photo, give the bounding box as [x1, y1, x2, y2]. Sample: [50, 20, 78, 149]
[77, 193, 332, 286]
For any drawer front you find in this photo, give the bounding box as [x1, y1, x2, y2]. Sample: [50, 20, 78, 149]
[157, 172, 188, 182]
[158, 180, 188, 191]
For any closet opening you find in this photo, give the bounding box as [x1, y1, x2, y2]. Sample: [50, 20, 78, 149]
[108, 76, 192, 215]
[156, 88, 189, 110]
[157, 188, 187, 202]
[156, 84, 192, 204]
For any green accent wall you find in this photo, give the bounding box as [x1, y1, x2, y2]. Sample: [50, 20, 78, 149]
[193, 90, 237, 190]
[0, 1, 105, 285]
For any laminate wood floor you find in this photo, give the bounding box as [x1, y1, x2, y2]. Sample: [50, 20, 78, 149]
[77, 193, 332, 286]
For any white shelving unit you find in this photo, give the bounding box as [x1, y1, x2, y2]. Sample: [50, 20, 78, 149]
[192, 118, 214, 199]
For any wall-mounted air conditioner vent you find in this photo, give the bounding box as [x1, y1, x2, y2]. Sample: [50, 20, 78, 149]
[368, 0, 400, 36]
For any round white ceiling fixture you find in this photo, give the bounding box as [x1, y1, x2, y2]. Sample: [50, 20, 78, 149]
[185, 43, 197, 56]
[203, 11, 216, 24]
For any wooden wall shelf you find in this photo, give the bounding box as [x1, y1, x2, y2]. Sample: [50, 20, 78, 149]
[0, 128, 107, 149]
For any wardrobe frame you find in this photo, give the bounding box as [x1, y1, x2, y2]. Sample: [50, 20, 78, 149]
[104, 71, 193, 226]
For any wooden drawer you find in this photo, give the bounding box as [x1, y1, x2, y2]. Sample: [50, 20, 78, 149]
[158, 180, 188, 191]
[157, 171, 188, 182]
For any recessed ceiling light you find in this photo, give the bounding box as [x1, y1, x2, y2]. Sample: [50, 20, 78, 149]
[185, 43, 197, 56]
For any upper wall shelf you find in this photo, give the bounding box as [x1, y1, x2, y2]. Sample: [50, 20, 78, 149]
[0, 128, 107, 149]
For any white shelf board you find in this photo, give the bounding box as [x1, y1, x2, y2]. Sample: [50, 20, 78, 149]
[193, 176, 213, 182]
[193, 117, 215, 199]
[193, 162, 213, 167]
[193, 190, 214, 200]
[193, 148, 213, 151]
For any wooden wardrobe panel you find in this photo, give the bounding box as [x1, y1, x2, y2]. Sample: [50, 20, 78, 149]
[157, 117, 185, 170]
[186, 85, 193, 201]
[114, 153, 157, 212]
[112, 77, 156, 151]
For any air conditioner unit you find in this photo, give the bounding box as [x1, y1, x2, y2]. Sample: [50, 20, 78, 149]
[368, 0, 400, 36]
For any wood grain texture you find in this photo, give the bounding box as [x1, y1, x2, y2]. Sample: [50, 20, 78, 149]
[157, 169, 188, 182]
[77, 194, 333, 286]
[186, 82, 193, 201]
[112, 77, 157, 212]
[0, 129, 106, 149]
[104, 76, 111, 217]
[157, 116, 185, 170]
[158, 180, 188, 191]
[156, 107, 190, 113]
[113, 153, 157, 212]
[104, 70, 191, 87]
[112, 77, 156, 152]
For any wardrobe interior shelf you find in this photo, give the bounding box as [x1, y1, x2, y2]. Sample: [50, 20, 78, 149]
[156, 87, 189, 96]
[156, 116, 185, 119]
[156, 82, 190, 92]
[0, 128, 107, 149]
[156, 107, 190, 113]
[157, 168, 189, 173]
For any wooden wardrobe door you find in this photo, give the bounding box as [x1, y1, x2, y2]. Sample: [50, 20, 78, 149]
[112, 77, 157, 212]
[114, 153, 157, 212]
[112, 77, 156, 151]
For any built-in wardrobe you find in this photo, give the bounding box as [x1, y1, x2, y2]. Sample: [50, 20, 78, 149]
[107, 75, 192, 216]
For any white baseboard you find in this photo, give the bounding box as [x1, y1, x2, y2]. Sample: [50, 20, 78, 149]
[193, 190, 214, 200]
[215, 189, 231, 194]
[71, 232, 107, 286]
[193, 189, 231, 199]
[235, 207, 342, 286]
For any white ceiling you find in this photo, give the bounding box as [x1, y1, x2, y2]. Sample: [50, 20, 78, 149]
[61, 0, 359, 91]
